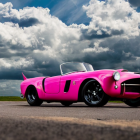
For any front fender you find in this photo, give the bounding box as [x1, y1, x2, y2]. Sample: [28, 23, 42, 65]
[100, 72, 140, 98]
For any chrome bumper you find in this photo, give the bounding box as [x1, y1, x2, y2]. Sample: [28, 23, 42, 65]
[121, 83, 140, 86]
[121, 83, 140, 95]
[20, 93, 24, 99]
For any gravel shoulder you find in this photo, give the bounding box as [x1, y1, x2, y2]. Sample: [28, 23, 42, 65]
[0, 101, 140, 140]
[0, 116, 140, 140]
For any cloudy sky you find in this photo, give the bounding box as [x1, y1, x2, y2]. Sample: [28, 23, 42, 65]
[0, 0, 140, 96]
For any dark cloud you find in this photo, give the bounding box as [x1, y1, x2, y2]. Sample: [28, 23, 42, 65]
[0, 64, 61, 80]
[0, 16, 18, 24]
[31, 57, 61, 77]
[0, 47, 30, 58]
[85, 38, 140, 71]
[0, 69, 24, 80]
[81, 29, 111, 40]
[0, 54, 61, 80]
[0, 17, 40, 27]
[18, 18, 40, 27]
[80, 29, 124, 40]
[111, 30, 124, 35]
[128, 0, 140, 7]
[0, 65, 44, 80]
[0, 40, 32, 58]
[63, 35, 140, 73]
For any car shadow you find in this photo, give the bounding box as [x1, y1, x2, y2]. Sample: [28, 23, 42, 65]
[15, 103, 140, 108]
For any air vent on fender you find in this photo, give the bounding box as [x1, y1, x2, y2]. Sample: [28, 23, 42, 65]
[134, 72, 140, 74]
[42, 76, 50, 92]
[64, 80, 71, 92]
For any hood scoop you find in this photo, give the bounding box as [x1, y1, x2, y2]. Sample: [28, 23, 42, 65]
[134, 72, 140, 74]
[117, 69, 128, 72]
[121, 69, 128, 72]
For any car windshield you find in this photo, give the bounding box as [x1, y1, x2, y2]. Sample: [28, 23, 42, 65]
[60, 62, 94, 75]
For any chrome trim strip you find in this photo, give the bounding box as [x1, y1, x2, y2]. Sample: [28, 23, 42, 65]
[121, 83, 140, 86]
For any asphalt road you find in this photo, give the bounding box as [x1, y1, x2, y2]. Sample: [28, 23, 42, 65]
[0, 101, 140, 140]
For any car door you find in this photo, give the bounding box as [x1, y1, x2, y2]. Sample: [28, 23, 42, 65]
[44, 75, 61, 94]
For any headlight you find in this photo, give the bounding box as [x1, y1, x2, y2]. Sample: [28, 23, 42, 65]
[113, 71, 120, 81]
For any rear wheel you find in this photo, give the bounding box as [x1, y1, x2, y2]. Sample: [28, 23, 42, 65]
[82, 80, 109, 107]
[124, 98, 140, 107]
[26, 86, 43, 106]
[61, 101, 73, 106]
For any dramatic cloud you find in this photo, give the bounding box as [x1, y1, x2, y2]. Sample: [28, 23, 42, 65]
[0, 0, 140, 95]
[0, 80, 22, 96]
[83, 0, 140, 37]
[128, 0, 140, 7]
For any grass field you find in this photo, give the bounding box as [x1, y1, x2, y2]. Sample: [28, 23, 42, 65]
[109, 100, 123, 103]
[0, 96, 123, 103]
[0, 96, 26, 101]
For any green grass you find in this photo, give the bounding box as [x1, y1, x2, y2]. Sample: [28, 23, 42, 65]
[109, 100, 123, 103]
[0, 96, 26, 101]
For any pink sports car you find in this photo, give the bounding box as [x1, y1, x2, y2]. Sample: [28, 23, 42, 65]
[20, 62, 140, 107]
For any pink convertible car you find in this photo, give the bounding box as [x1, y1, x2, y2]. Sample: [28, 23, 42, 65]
[20, 62, 140, 107]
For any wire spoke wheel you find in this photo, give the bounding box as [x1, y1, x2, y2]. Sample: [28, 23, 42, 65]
[28, 89, 36, 102]
[82, 80, 109, 107]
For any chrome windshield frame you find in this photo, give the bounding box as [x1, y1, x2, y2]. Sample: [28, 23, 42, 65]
[60, 62, 93, 75]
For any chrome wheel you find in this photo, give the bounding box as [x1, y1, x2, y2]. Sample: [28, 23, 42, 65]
[27, 90, 36, 102]
[82, 80, 109, 107]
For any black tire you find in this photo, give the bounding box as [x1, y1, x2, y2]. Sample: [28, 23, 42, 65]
[26, 86, 43, 106]
[124, 98, 140, 107]
[61, 101, 73, 107]
[82, 80, 109, 107]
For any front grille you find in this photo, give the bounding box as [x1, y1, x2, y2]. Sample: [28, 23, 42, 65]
[122, 78, 140, 84]
[134, 72, 140, 74]
[124, 86, 140, 93]
[121, 78, 140, 93]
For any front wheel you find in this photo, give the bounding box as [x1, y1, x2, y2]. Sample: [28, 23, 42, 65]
[82, 80, 109, 107]
[124, 98, 140, 107]
[26, 86, 43, 106]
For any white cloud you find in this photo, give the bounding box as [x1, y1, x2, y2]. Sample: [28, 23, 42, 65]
[0, 57, 34, 69]
[83, 0, 140, 37]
